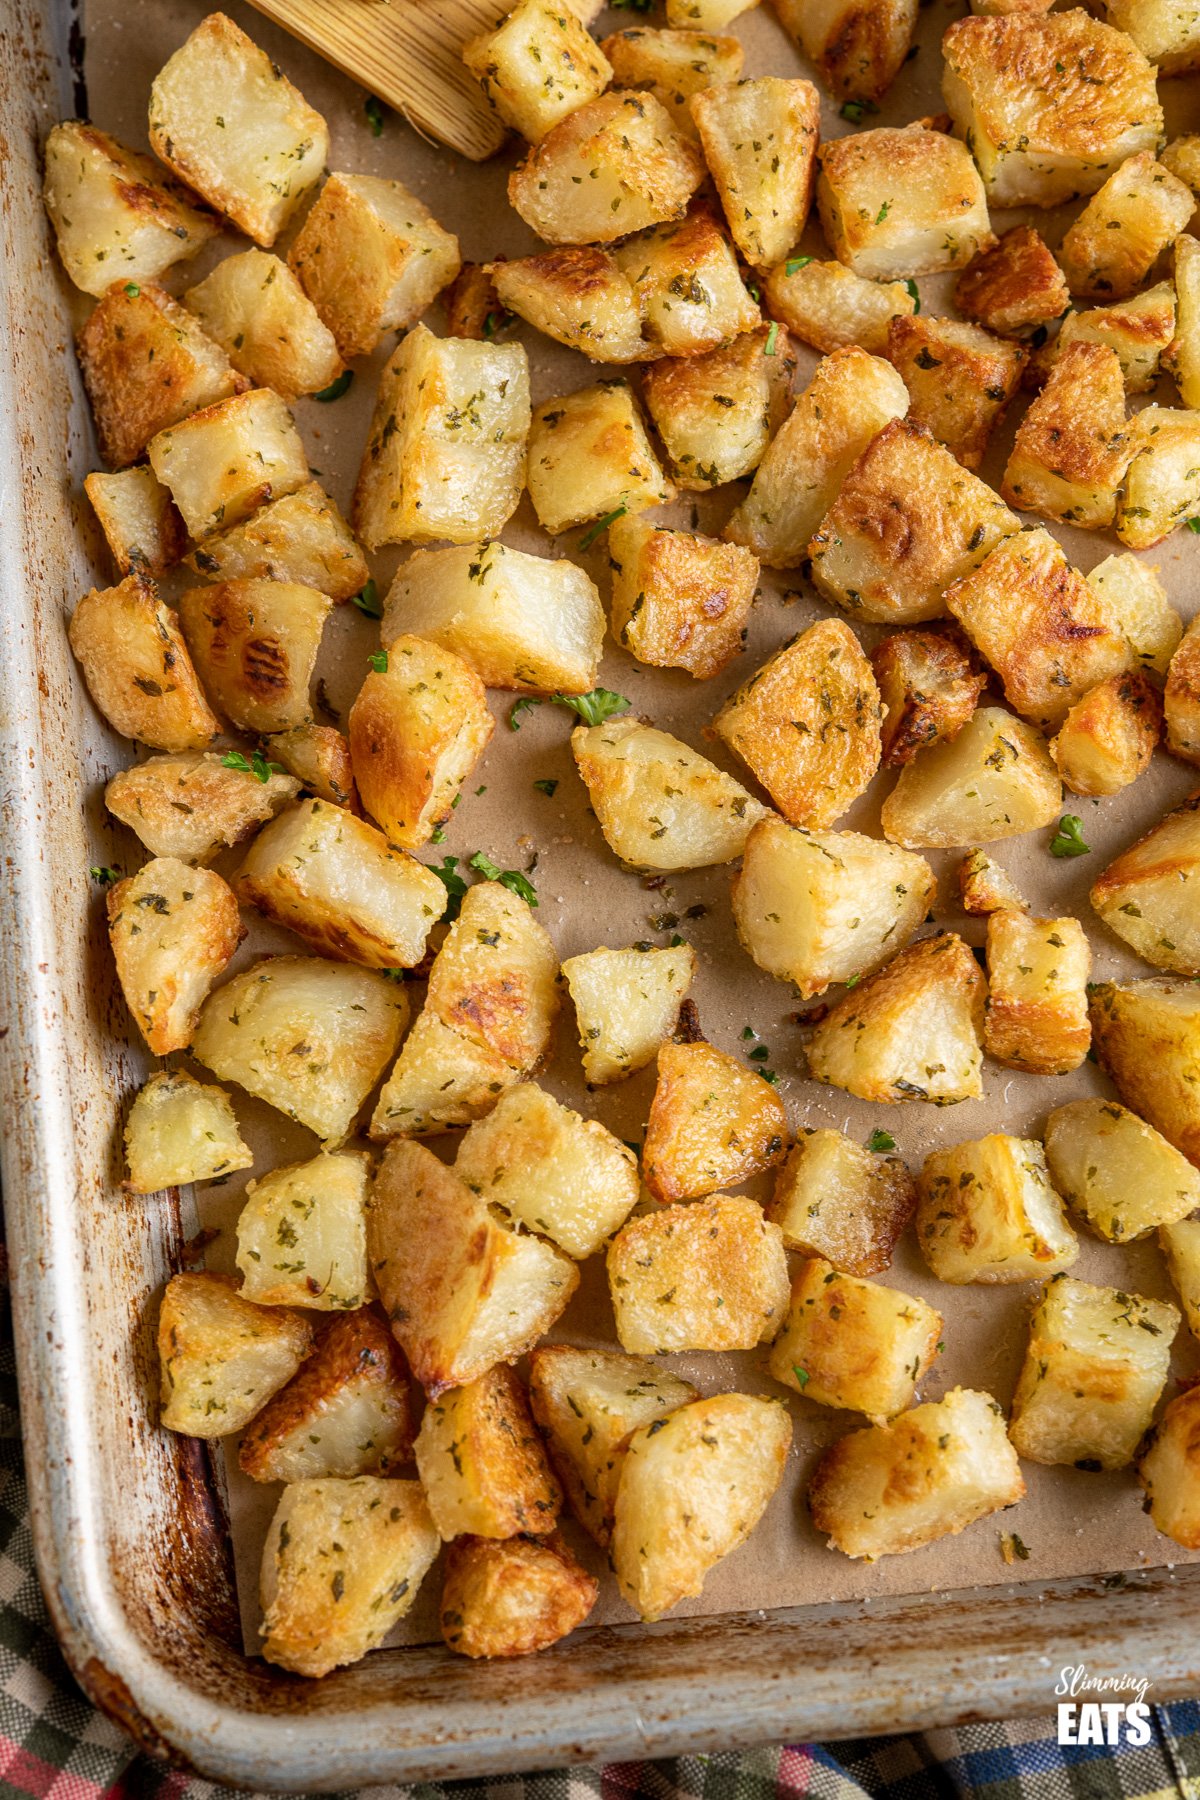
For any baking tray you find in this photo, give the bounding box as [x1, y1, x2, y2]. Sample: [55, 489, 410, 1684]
[4, 0, 1200, 1787]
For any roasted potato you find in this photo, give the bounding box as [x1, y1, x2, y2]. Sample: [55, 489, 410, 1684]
[159, 1270, 313, 1438]
[1171, 235, 1200, 408]
[958, 848, 1026, 916]
[267, 724, 358, 810]
[526, 381, 671, 535]
[147, 387, 308, 540]
[641, 1038, 788, 1204]
[667, 0, 758, 21]
[1116, 406, 1200, 551]
[440, 1533, 598, 1659]
[184, 248, 342, 401]
[1090, 793, 1200, 973]
[179, 578, 332, 735]
[768, 1128, 916, 1277]
[1167, 616, 1200, 762]
[1089, 977, 1200, 1166]
[1044, 1098, 1200, 1244]
[508, 92, 704, 244]
[881, 704, 1061, 849]
[763, 258, 915, 357]
[416, 1365, 560, 1540]
[105, 750, 298, 862]
[607, 516, 758, 681]
[1163, 136, 1200, 190]
[872, 630, 987, 765]
[953, 225, 1069, 337]
[1001, 343, 1131, 530]
[601, 27, 742, 136]
[490, 247, 650, 365]
[84, 466, 186, 578]
[983, 910, 1091, 1074]
[641, 325, 795, 488]
[688, 77, 819, 270]
[464, 0, 612, 143]
[186, 481, 368, 602]
[1050, 672, 1160, 798]
[609, 1193, 789, 1353]
[561, 941, 696, 1085]
[613, 209, 760, 358]
[817, 126, 993, 281]
[1136, 1386, 1200, 1552]
[1085, 554, 1181, 682]
[1058, 153, 1194, 301]
[916, 1134, 1078, 1283]
[886, 314, 1023, 470]
[69, 574, 219, 751]
[1160, 1217, 1200, 1340]
[769, 1256, 941, 1423]
[107, 856, 243, 1054]
[1050, 283, 1177, 396]
[123, 1068, 252, 1194]
[771, 0, 916, 102]
[236, 1150, 371, 1310]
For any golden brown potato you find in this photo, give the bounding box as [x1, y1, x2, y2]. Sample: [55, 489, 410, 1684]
[266, 724, 359, 811]
[763, 258, 915, 357]
[953, 225, 1069, 337]
[710, 619, 882, 829]
[768, 1128, 916, 1277]
[688, 77, 819, 270]
[601, 27, 741, 136]
[1167, 616, 1200, 762]
[561, 942, 696, 1085]
[958, 849, 1026, 916]
[1002, 343, 1131, 530]
[1171, 234, 1200, 409]
[613, 208, 760, 357]
[1136, 1386, 1200, 1551]
[886, 314, 1023, 469]
[1161, 1217, 1200, 1339]
[508, 92, 704, 244]
[1044, 1098, 1200, 1244]
[159, 1270, 313, 1439]
[609, 1194, 789, 1353]
[983, 910, 1091, 1074]
[1089, 977, 1200, 1166]
[184, 249, 342, 399]
[817, 126, 994, 281]
[881, 705, 1061, 849]
[667, 0, 758, 21]
[1058, 153, 1194, 301]
[572, 718, 767, 871]
[1090, 793, 1200, 973]
[179, 578, 331, 736]
[84, 466, 186, 578]
[105, 751, 298, 862]
[642, 1038, 788, 1204]
[768, 1257, 941, 1423]
[147, 387, 308, 541]
[415, 1365, 561, 1540]
[440, 1533, 598, 1658]
[916, 1134, 1078, 1284]
[872, 630, 987, 764]
[348, 635, 494, 852]
[771, 0, 916, 102]
[366, 1141, 578, 1394]
[69, 574, 220, 752]
[465, 0, 612, 143]
[1116, 405, 1200, 551]
[607, 516, 758, 680]
[806, 932, 986, 1104]
[186, 481, 369, 603]
[641, 325, 795, 488]
[1107, 2, 1200, 74]
[1048, 283, 1177, 396]
[239, 1308, 414, 1483]
[490, 247, 650, 365]
[149, 12, 329, 246]
[1050, 672, 1160, 798]
[107, 856, 243, 1055]
[236, 1150, 371, 1310]
[123, 1068, 252, 1195]
[526, 381, 672, 536]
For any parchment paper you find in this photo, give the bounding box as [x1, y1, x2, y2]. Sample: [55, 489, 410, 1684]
[79, 0, 1200, 1661]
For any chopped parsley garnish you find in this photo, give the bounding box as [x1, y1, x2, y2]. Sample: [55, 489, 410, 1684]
[533, 777, 559, 796]
[784, 255, 813, 276]
[1049, 814, 1090, 858]
[839, 98, 878, 124]
[764, 322, 779, 356]
[867, 1128, 897, 1153]
[468, 850, 538, 906]
[350, 578, 381, 618]
[123, 281, 140, 297]
[368, 649, 389, 674]
[904, 278, 920, 312]
[554, 687, 630, 725]
[792, 1366, 810, 1389]
[222, 748, 285, 784]
[428, 855, 468, 920]
[89, 865, 120, 885]
[313, 369, 354, 402]
[509, 696, 540, 731]
[364, 94, 385, 136]
[578, 506, 628, 553]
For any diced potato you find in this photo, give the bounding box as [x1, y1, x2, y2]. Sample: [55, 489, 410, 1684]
[764, 258, 915, 357]
[528, 1346, 697, 1546]
[607, 516, 758, 680]
[1117, 406, 1200, 550]
[1009, 1274, 1178, 1469]
[641, 1039, 788, 1205]
[882, 704, 1060, 848]
[354, 325, 529, 552]
[259, 1477, 437, 1677]
[872, 629, 987, 765]
[1090, 793, 1200, 973]
[1002, 343, 1131, 530]
[916, 1134, 1077, 1283]
[187, 481, 367, 602]
[158, 1270, 312, 1438]
[148, 388, 307, 540]
[288, 174, 461, 360]
[1101, 5, 1200, 77]
[184, 249, 341, 400]
[370, 881, 558, 1138]
[382, 541, 603, 696]
[464, 0, 612, 143]
[1167, 615, 1200, 762]
[367, 1140, 578, 1393]
[817, 126, 993, 281]
[239, 1308, 412, 1484]
[234, 797, 446, 969]
[1090, 978, 1200, 1166]
[810, 421, 1018, 626]
[1160, 1217, 1200, 1339]
[668, 0, 757, 19]
[1045, 1098, 1200, 1244]
[771, 0, 916, 102]
[688, 77, 819, 271]
[611, 1393, 791, 1620]
[613, 209, 760, 357]
[191, 955, 408, 1143]
[769, 1257, 941, 1423]
[982, 910, 1091, 1074]
[105, 750, 298, 862]
[1051, 672, 1160, 799]
[148, 12, 329, 246]
[84, 466, 185, 578]
[808, 1387, 1024, 1560]
[107, 857, 242, 1055]
[1086, 554, 1181, 682]
[490, 247, 650, 364]
[1171, 235, 1200, 408]
[954, 225, 1069, 337]
[78, 280, 243, 470]
[642, 325, 795, 488]
[178, 578, 330, 736]
[1058, 153, 1194, 302]
[123, 1068, 251, 1194]
[725, 346, 909, 565]
[236, 1150, 370, 1310]
[508, 92, 704, 244]
[572, 718, 767, 871]
[958, 848, 1026, 915]
[43, 120, 218, 297]
[1136, 1386, 1200, 1551]
[440, 1533, 597, 1659]
[768, 1128, 916, 1276]
[1163, 136, 1200, 191]
[416, 1367, 560, 1545]
[886, 314, 1023, 469]
[610, 1193, 788, 1352]
[455, 1083, 638, 1259]
[268, 725, 358, 810]
[561, 942, 696, 1085]
[806, 932, 986, 1105]
[940, 12, 1162, 208]
[731, 815, 934, 998]
[526, 381, 671, 535]
[445, 264, 507, 343]
[601, 27, 742, 135]
[1051, 283, 1177, 396]
[710, 619, 882, 829]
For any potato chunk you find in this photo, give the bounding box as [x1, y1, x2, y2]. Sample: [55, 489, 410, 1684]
[69, 575, 219, 751]
[764, 258, 915, 357]
[1090, 978, 1200, 1166]
[1114, 4, 1200, 76]
[526, 381, 671, 535]
[370, 881, 559, 1137]
[609, 1194, 788, 1353]
[1001, 343, 1131, 531]
[1045, 1098, 1200, 1245]
[1160, 1217, 1200, 1340]
[148, 12, 329, 246]
[983, 910, 1091, 1074]
[958, 849, 1026, 916]
[1009, 1275, 1178, 1470]
[1167, 615, 1200, 762]
[916, 1135, 1077, 1284]
[1116, 406, 1200, 550]
[508, 92, 704, 244]
[105, 750, 297, 863]
[612, 1393, 790, 1620]
[43, 120, 218, 297]
[148, 388, 308, 540]
[124, 1068, 251, 1195]
[464, 0, 612, 143]
[667, 0, 757, 21]
[771, 0, 916, 102]
[1136, 1387, 1200, 1551]
[107, 857, 242, 1055]
[688, 77, 819, 271]
[641, 1039, 788, 1204]
[1051, 672, 1160, 799]
[953, 225, 1069, 337]
[528, 1346, 698, 1546]
[191, 955, 408, 1143]
[382, 541, 603, 695]
[1086, 555, 1181, 683]
[613, 209, 760, 357]
[78, 280, 243, 470]
[1171, 234, 1200, 408]
[84, 466, 185, 578]
[768, 1128, 915, 1277]
[179, 578, 331, 735]
[455, 1084, 638, 1259]
[572, 718, 767, 871]
[561, 942, 696, 1085]
[882, 704, 1060, 848]
[353, 325, 529, 551]
[602, 27, 742, 136]
[236, 1151, 370, 1309]
[607, 516, 757, 680]
[711, 620, 882, 829]
[809, 421, 1018, 626]
[1050, 283, 1177, 396]
[872, 630, 987, 765]
[415, 1365, 561, 1540]
[268, 725, 358, 810]
[725, 346, 909, 566]
[259, 1478, 437, 1677]
[806, 932, 985, 1105]
[732, 815, 934, 999]
[367, 1141, 578, 1394]
[159, 1271, 312, 1439]
[642, 325, 795, 488]
[1090, 794, 1200, 974]
[186, 482, 368, 602]
[184, 249, 342, 399]
[490, 247, 650, 365]
[808, 1387, 1024, 1561]
[818, 126, 993, 281]
[440, 1533, 597, 1659]
[886, 314, 1023, 470]
[769, 1257, 941, 1423]
[941, 12, 1162, 208]
[1058, 154, 1194, 301]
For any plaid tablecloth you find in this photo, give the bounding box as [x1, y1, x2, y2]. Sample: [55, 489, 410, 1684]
[3, 1264, 1199, 1800]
